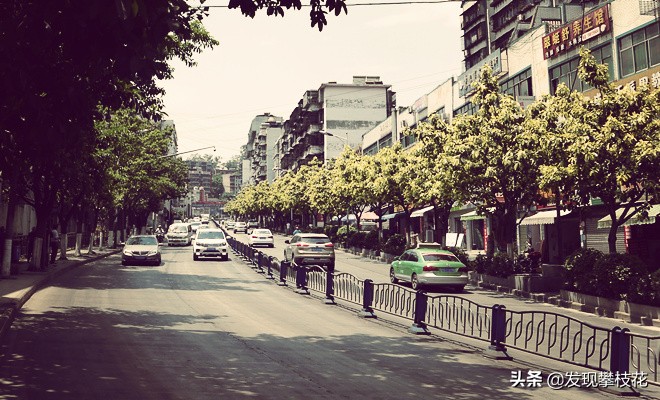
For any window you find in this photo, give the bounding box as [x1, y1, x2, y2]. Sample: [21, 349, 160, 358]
[549, 45, 613, 94]
[618, 23, 659, 78]
[500, 68, 533, 97]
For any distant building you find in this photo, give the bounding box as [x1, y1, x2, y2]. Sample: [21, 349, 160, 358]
[276, 76, 395, 172]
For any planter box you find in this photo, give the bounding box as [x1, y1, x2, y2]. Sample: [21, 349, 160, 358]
[470, 272, 563, 293]
[380, 253, 396, 264]
[560, 289, 660, 324]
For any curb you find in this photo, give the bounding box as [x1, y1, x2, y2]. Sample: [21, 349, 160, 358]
[0, 250, 120, 339]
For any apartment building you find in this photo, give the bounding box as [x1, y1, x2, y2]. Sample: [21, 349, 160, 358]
[275, 76, 395, 172]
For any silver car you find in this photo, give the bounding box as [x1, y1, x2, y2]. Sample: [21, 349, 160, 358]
[166, 223, 192, 246]
[284, 233, 335, 270]
[122, 235, 161, 266]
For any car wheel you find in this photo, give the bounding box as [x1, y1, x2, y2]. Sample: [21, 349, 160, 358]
[293, 257, 302, 266]
[389, 268, 399, 284]
[269, 244, 274, 248]
[454, 285, 465, 293]
[121, 261, 127, 266]
[193, 254, 198, 261]
[222, 255, 229, 261]
[411, 273, 421, 290]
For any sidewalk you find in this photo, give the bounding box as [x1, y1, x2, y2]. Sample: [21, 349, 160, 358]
[0, 248, 120, 337]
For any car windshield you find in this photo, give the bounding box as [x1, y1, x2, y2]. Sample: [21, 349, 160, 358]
[169, 225, 188, 233]
[254, 229, 271, 235]
[126, 236, 157, 246]
[301, 236, 331, 244]
[422, 253, 461, 262]
[197, 231, 225, 240]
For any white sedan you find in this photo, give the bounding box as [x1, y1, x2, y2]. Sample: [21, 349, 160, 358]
[248, 229, 274, 248]
[193, 229, 229, 261]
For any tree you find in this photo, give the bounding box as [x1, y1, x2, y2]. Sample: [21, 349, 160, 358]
[228, 0, 348, 31]
[372, 144, 418, 242]
[0, 1, 217, 271]
[444, 66, 541, 255]
[407, 114, 460, 246]
[542, 48, 660, 254]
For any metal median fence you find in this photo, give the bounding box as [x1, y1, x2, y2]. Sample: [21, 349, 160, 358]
[227, 236, 659, 389]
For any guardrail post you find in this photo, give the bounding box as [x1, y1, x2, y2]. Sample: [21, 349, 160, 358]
[409, 290, 430, 334]
[324, 269, 335, 305]
[278, 260, 288, 286]
[358, 279, 377, 318]
[266, 256, 275, 280]
[484, 304, 512, 360]
[256, 252, 265, 273]
[295, 265, 309, 295]
[603, 327, 638, 396]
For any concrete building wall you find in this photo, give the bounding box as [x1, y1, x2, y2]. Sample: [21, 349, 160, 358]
[266, 124, 282, 183]
[506, 25, 549, 97]
[427, 78, 455, 119]
[321, 84, 390, 161]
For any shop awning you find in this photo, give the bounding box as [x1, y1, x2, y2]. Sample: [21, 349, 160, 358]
[410, 205, 434, 218]
[460, 210, 486, 221]
[361, 211, 379, 220]
[519, 210, 571, 226]
[381, 212, 404, 221]
[597, 204, 660, 229]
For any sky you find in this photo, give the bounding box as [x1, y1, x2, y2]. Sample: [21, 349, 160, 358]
[159, 2, 464, 164]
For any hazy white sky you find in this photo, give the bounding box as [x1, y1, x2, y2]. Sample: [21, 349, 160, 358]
[160, 2, 464, 163]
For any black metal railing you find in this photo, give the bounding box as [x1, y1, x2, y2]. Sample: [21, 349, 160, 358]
[226, 236, 660, 388]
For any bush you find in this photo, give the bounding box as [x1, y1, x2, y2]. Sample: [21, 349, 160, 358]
[563, 248, 604, 293]
[486, 253, 516, 278]
[627, 269, 660, 307]
[471, 254, 489, 274]
[363, 230, 381, 251]
[383, 234, 406, 256]
[347, 231, 367, 248]
[324, 226, 339, 243]
[308, 226, 324, 234]
[592, 253, 649, 300]
[336, 225, 357, 245]
[444, 246, 470, 267]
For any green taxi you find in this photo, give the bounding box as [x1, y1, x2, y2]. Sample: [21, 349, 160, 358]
[389, 243, 469, 292]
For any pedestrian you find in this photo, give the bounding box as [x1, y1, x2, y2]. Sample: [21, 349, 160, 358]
[292, 226, 301, 235]
[27, 227, 36, 263]
[50, 224, 60, 264]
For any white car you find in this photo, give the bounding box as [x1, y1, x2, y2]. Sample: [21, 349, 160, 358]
[193, 228, 229, 261]
[166, 223, 193, 246]
[248, 229, 274, 248]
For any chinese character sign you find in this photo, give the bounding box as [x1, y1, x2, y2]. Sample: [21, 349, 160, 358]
[541, 5, 610, 60]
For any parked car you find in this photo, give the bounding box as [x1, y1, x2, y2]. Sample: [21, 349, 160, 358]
[248, 229, 274, 248]
[225, 221, 236, 230]
[389, 243, 468, 291]
[233, 221, 248, 233]
[284, 233, 335, 270]
[193, 228, 229, 261]
[122, 235, 161, 266]
[166, 223, 193, 246]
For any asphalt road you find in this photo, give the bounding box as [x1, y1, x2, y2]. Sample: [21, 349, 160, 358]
[0, 238, 642, 399]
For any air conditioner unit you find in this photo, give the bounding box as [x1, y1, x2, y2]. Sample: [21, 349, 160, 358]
[407, 106, 414, 113]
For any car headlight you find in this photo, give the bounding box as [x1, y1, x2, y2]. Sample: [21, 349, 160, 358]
[123, 250, 132, 256]
[196, 242, 206, 247]
[147, 251, 158, 256]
